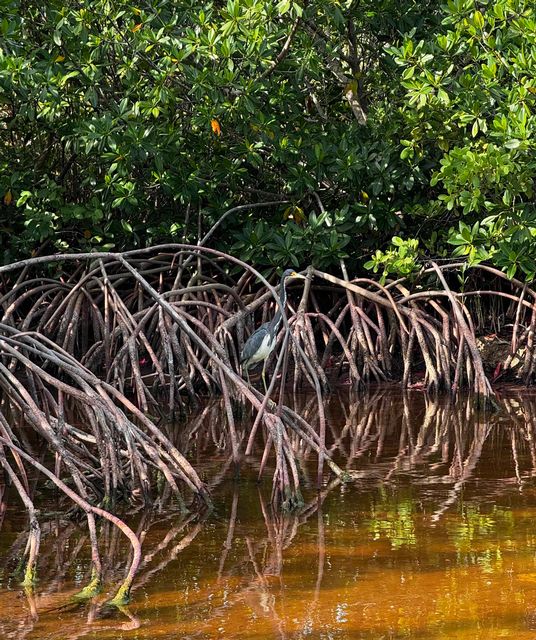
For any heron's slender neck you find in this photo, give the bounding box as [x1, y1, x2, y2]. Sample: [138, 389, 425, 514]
[269, 273, 288, 333]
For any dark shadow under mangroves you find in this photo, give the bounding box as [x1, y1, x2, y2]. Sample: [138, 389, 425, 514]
[3, 388, 536, 639]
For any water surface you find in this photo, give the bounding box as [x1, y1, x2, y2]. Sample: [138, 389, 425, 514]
[2, 389, 536, 639]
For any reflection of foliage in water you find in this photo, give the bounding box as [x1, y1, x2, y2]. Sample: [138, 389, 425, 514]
[448, 504, 514, 574]
[366, 487, 417, 549]
[5, 390, 536, 638]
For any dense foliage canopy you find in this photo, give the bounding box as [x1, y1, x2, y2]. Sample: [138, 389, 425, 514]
[0, 0, 535, 278]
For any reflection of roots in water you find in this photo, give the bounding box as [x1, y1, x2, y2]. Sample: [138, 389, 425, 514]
[0, 483, 328, 639]
[0, 508, 203, 640]
[179, 389, 536, 525]
[180, 389, 536, 480]
[3, 389, 536, 636]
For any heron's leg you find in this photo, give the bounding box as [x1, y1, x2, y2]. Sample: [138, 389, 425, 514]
[261, 362, 268, 395]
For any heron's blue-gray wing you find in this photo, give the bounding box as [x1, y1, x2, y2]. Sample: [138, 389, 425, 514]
[240, 322, 271, 365]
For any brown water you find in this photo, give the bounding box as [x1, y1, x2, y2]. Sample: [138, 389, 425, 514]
[3, 389, 536, 639]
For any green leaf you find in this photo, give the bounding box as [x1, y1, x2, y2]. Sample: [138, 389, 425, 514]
[448, 234, 468, 246]
[473, 11, 484, 30]
[276, 0, 291, 14]
[16, 191, 32, 206]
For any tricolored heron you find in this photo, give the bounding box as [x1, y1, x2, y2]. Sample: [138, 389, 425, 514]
[240, 269, 306, 392]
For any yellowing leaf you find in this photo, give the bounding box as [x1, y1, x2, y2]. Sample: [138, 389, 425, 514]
[83, 229, 92, 239]
[3, 189, 13, 206]
[211, 118, 222, 136]
[283, 205, 306, 226]
[131, 23, 142, 32]
[360, 191, 369, 202]
[345, 79, 358, 95]
[132, 7, 141, 15]
[55, 55, 65, 62]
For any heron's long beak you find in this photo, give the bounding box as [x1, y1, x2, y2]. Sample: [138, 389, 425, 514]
[293, 273, 308, 280]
